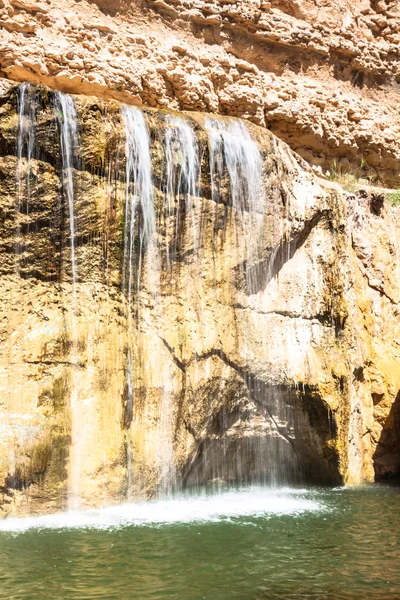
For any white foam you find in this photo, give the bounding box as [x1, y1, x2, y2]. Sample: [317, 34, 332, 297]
[0, 487, 323, 533]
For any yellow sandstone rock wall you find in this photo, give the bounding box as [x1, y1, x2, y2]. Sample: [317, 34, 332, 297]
[0, 83, 399, 517]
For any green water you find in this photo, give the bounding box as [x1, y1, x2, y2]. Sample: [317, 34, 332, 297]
[0, 485, 399, 600]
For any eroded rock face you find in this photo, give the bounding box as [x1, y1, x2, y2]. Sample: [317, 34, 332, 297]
[0, 0, 398, 185]
[0, 82, 399, 518]
[346, 190, 400, 482]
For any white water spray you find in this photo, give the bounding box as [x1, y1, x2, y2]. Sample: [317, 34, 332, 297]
[0, 487, 324, 532]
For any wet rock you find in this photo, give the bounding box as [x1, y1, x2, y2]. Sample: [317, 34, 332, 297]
[0, 83, 399, 516]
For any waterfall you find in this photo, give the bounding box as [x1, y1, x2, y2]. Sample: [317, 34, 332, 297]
[121, 105, 155, 303]
[121, 105, 153, 500]
[17, 83, 36, 211]
[207, 119, 263, 239]
[207, 119, 263, 213]
[121, 105, 166, 499]
[161, 118, 202, 495]
[54, 92, 80, 510]
[163, 115, 201, 266]
[206, 117, 265, 310]
[206, 118, 265, 302]
[15, 84, 37, 260]
[176, 118, 297, 488]
[54, 92, 79, 300]
[160, 114, 202, 493]
[9, 83, 321, 511]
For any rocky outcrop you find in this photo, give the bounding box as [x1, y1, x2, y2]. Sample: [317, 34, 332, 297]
[0, 81, 399, 517]
[0, 0, 399, 186]
[346, 189, 400, 481]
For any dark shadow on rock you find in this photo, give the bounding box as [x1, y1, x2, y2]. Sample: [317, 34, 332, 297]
[373, 391, 400, 481]
[182, 377, 342, 489]
[243, 210, 329, 295]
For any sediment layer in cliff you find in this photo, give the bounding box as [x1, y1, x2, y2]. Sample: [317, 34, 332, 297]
[0, 0, 399, 186]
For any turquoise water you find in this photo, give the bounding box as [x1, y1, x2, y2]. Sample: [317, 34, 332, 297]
[0, 485, 399, 599]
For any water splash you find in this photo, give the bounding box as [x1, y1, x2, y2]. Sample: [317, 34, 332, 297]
[0, 487, 323, 533]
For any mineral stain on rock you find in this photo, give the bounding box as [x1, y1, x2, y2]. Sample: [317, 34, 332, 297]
[0, 81, 399, 517]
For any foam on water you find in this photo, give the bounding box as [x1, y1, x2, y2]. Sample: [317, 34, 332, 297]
[0, 488, 324, 533]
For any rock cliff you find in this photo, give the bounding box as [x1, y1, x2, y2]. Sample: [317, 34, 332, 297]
[0, 81, 399, 517]
[0, 0, 399, 186]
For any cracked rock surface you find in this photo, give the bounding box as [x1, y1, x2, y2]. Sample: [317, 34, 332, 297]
[0, 84, 399, 516]
[0, 0, 399, 185]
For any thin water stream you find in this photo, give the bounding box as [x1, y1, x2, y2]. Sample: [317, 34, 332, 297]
[54, 92, 81, 510]
[16, 84, 36, 219]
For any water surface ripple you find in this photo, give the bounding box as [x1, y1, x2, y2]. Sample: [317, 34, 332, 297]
[0, 485, 398, 600]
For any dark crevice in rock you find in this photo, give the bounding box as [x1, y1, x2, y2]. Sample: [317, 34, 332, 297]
[244, 209, 330, 294]
[18, 270, 60, 283]
[367, 280, 399, 306]
[20, 360, 79, 366]
[369, 192, 385, 216]
[182, 417, 198, 441]
[374, 390, 400, 481]
[160, 337, 340, 484]
[353, 366, 365, 383]
[159, 336, 186, 372]
[232, 303, 335, 326]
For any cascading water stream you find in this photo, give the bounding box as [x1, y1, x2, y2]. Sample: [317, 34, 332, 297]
[121, 105, 152, 499]
[54, 92, 81, 510]
[15, 84, 37, 261]
[55, 92, 78, 303]
[207, 119, 263, 212]
[163, 116, 201, 267]
[121, 105, 155, 303]
[161, 115, 203, 494]
[121, 106, 168, 498]
[10, 83, 307, 511]
[17, 84, 36, 210]
[206, 118, 264, 288]
[198, 118, 296, 486]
